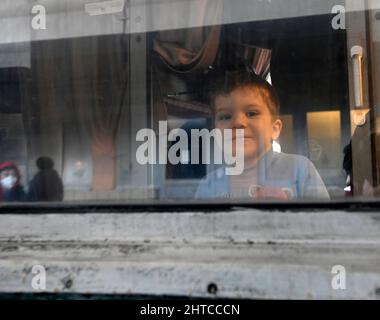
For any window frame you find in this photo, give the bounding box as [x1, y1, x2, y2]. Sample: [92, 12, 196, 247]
[2, 0, 380, 299]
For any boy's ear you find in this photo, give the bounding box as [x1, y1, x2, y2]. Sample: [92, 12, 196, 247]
[271, 119, 282, 141]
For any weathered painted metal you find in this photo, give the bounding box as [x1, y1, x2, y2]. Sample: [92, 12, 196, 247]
[0, 209, 380, 299]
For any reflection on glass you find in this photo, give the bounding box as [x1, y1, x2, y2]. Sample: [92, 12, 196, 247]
[0, 2, 378, 203]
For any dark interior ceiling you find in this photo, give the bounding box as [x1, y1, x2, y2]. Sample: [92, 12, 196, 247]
[227, 14, 349, 114]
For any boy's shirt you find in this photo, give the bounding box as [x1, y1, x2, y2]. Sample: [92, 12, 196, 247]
[195, 150, 330, 200]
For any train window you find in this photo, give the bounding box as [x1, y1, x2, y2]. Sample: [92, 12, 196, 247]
[0, 0, 379, 205]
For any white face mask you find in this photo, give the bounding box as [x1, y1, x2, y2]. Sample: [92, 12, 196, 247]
[1, 176, 17, 189]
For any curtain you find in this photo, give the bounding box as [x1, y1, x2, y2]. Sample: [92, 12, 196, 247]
[153, 0, 223, 73]
[27, 35, 127, 192]
[237, 44, 272, 79]
[27, 40, 65, 179]
[68, 36, 126, 191]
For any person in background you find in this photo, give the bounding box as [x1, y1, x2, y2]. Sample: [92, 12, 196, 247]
[0, 162, 26, 202]
[28, 157, 64, 202]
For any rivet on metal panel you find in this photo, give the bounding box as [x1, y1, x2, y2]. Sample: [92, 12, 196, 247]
[207, 282, 218, 295]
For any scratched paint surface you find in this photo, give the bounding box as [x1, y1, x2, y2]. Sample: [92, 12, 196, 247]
[0, 209, 380, 299]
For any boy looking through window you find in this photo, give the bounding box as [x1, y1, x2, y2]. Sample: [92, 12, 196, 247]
[195, 71, 330, 200]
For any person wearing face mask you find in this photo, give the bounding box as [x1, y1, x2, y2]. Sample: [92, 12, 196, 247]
[0, 162, 26, 202]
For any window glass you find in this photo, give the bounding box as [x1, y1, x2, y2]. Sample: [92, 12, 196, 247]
[0, 0, 379, 203]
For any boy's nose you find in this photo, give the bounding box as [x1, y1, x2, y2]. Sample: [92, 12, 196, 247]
[231, 113, 247, 129]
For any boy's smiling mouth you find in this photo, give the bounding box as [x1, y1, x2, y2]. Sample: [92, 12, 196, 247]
[232, 135, 254, 141]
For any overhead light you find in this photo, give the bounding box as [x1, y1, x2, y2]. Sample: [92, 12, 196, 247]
[85, 0, 124, 16]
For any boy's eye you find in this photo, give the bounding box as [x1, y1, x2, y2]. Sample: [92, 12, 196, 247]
[246, 110, 259, 118]
[216, 113, 232, 121]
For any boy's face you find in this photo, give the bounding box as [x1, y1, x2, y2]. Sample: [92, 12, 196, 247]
[214, 86, 282, 167]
